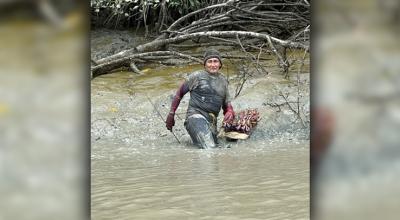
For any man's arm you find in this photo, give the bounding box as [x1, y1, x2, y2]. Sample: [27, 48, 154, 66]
[169, 82, 189, 114]
[166, 82, 189, 131]
[222, 79, 235, 122]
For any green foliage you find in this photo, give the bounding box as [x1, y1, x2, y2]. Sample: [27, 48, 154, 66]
[91, 0, 207, 28]
[168, 0, 201, 15]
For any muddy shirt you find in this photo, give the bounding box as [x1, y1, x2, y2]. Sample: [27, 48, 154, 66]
[184, 70, 231, 121]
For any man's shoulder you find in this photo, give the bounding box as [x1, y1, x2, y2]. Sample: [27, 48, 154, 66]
[217, 72, 229, 83]
[217, 72, 228, 79]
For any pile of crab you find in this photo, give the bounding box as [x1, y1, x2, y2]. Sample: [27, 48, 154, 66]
[223, 108, 261, 134]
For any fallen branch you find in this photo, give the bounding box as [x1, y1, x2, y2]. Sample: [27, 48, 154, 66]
[92, 51, 202, 77]
[129, 62, 144, 74]
[90, 0, 310, 77]
[167, 0, 235, 32]
[96, 30, 307, 65]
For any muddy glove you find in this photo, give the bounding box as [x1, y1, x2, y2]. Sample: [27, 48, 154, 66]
[166, 112, 175, 131]
[223, 103, 235, 123]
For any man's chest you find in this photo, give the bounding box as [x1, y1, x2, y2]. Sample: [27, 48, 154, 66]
[192, 76, 225, 96]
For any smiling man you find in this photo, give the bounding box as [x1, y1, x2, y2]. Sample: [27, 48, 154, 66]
[166, 48, 235, 148]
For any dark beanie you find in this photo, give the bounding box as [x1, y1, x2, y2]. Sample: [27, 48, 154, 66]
[203, 48, 222, 67]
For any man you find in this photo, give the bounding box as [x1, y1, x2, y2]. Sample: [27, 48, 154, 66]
[165, 48, 235, 148]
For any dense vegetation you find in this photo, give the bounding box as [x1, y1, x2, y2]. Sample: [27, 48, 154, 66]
[90, 0, 310, 78]
[91, 0, 309, 38]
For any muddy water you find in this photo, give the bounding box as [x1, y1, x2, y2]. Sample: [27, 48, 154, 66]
[91, 61, 309, 219]
[91, 142, 308, 220]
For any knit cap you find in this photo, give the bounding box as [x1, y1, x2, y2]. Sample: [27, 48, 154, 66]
[203, 48, 222, 67]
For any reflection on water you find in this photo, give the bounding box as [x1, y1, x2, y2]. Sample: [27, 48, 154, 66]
[92, 142, 309, 220]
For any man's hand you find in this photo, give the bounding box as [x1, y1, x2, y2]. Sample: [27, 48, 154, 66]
[223, 109, 235, 123]
[223, 103, 235, 123]
[166, 112, 175, 131]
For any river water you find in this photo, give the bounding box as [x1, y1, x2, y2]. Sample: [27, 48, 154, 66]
[91, 141, 308, 220]
[91, 60, 310, 219]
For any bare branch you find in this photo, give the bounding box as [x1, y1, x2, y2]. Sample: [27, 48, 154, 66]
[92, 51, 202, 77]
[96, 31, 306, 65]
[167, 0, 235, 32]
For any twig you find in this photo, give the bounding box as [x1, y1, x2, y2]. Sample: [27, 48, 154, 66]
[146, 95, 181, 144]
[279, 91, 306, 128]
[295, 47, 309, 127]
[161, 104, 184, 121]
[235, 34, 267, 75]
[266, 36, 289, 75]
[234, 66, 249, 98]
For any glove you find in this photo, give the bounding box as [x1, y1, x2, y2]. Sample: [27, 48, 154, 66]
[166, 112, 175, 131]
[223, 110, 235, 123]
[223, 103, 235, 122]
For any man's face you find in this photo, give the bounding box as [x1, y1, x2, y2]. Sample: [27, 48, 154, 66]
[205, 58, 221, 74]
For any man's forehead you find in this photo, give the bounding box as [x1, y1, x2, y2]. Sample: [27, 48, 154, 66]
[207, 58, 220, 61]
